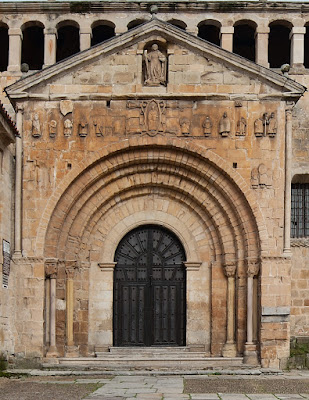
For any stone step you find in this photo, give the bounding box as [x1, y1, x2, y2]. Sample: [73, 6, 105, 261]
[108, 346, 191, 354]
[43, 356, 244, 371]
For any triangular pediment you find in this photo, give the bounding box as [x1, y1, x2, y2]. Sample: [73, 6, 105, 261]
[5, 18, 305, 102]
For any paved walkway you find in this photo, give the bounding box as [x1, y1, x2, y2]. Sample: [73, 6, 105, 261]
[83, 374, 309, 400]
[6, 370, 309, 400]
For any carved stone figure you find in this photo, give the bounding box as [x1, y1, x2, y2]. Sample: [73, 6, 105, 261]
[64, 119, 73, 137]
[144, 44, 167, 86]
[140, 99, 166, 136]
[93, 120, 103, 136]
[251, 164, 271, 188]
[202, 116, 212, 136]
[49, 120, 57, 138]
[258, 163, 268, 187]
[268, 112, 277, 137]
[32, 113, 41, 138]
[180, 117, 190, 135]
[236, 117, 247, 136]
[219, 112, 230, 137]
[78, 121, 88, 137]
[251, 168, 259, 188]
[254, 117, 264, 137]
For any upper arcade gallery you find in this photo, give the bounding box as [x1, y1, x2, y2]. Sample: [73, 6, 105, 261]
[1, 1, 309, 73]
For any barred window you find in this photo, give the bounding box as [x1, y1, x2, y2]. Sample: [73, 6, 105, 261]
[291, 183, 309, 238]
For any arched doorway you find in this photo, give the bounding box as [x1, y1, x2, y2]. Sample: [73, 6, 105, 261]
[113, 224, 186, 347]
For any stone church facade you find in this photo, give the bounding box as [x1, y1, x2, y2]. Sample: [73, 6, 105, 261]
[1, 1, 309, 369]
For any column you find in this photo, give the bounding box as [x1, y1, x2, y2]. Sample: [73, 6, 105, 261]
[45, 259, 59, 357]
[80, 28, 92, 51]
[244, 259, 259, 365]
[290, 27, 306, 68]
[8, 28, 22, 72]
[220, 26, 234, 52]
[255, 27, 270, 67]
[184, 261, 202, 351]
[14, 106, 23, 257]
[65, 261, 79, 356]
[283, 104, 294, 254]
[97, 262, 116, 351]
[222, 262, 237, 357]
[44, 28, 57, 67]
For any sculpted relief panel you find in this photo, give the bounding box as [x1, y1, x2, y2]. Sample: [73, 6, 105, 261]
[26, 100, 279, 141]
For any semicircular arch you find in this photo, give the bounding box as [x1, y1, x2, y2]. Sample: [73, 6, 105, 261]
[39, 138, 268, 263]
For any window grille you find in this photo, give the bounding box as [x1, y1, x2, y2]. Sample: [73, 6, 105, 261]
[291, 183, 309, 238]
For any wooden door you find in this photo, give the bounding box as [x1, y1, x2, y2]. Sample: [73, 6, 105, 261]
[113, 225, 186, 346]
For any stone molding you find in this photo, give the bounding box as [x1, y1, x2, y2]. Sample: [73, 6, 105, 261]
[98, 262, 117, 271]
[291, 238, 309, 247]
[184, 261, 202, 271]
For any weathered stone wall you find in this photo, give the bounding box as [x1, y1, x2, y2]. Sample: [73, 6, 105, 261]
[0, 129, 15, 359]
[0, 2, 307, 368]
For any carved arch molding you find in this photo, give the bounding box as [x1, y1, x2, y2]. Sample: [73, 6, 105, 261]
[42, 139, 264, 356]
[43, 140, 263, 262]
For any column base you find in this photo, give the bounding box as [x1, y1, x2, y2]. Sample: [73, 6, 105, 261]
[12, 251, 22, 259]
[243, 343, 259, 365]
[222, 342, 237, 357]
[65, 345, 79, 357]
[7, 65, 21, 72]
[46, 345, 59, 358]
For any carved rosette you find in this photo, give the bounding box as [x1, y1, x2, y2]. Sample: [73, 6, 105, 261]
[45, 258, 58, 278]
[223, 262, 236, 277]
[247, 260, 260, 278]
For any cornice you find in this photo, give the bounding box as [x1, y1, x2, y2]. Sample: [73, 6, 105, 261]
[1, 2, 309, 15]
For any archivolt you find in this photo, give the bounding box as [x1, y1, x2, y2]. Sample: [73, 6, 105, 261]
[40, 138, 267, 263]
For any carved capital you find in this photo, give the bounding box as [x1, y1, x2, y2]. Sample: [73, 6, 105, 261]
[65, 260, 78, 279]
[285, 102, 295, 118]
[223, 262, 236, 277]
[16, 104, 24, 114]
[45, 258, 58, 278]
[247, 260, 260, 278]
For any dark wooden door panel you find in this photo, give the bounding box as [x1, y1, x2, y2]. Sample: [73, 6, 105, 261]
[113, 225, 186, 346]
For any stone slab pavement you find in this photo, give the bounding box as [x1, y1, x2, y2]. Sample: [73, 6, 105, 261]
[3, 370, 309, 400]
[83, 372, 309, 400]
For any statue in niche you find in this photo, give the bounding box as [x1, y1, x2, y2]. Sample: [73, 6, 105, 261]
[32, 113, 41, 138]
[64, 119, 73, 137]
[219, 112, 230, 137]
[202, 116, 212, 136]
[144, 44, 167, 86]
[268, 112, 277, 137]
[236, 117, 247, 136]
[78, 121, 88, 137]
[179, 117, 190, 135]
[49, 120, 57, 138]
[254, 117, 264, 137]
